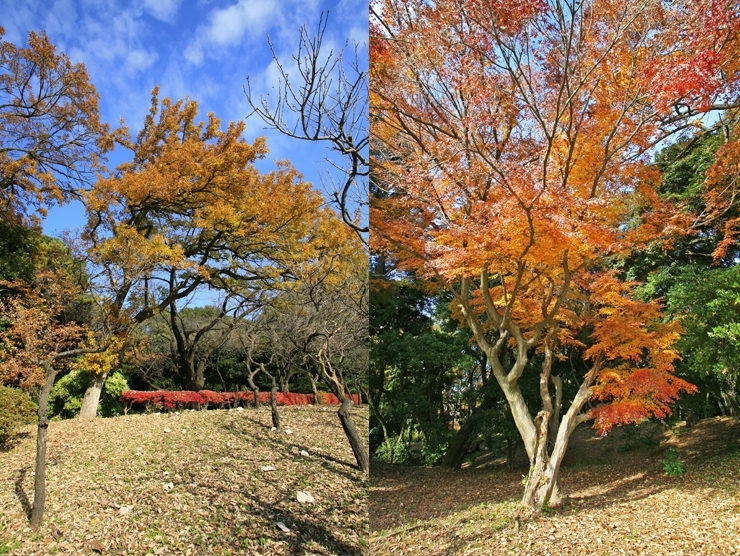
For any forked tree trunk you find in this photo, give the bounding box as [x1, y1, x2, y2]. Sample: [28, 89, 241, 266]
[78, 372, 107, 418]
[517, 364, 598, 511]
[31, 364, 58, 530]
[309, 374, 321, 404]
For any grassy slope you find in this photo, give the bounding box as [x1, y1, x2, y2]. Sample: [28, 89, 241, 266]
[0, 405, 369, 556]
[371, 417, 740, 556]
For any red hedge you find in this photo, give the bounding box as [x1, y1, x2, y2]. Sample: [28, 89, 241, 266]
[119, 390, 361, 412]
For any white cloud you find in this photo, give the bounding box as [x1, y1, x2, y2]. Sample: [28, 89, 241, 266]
[141, 0, 182, 22]
[346, 25, 368, 48]
[183, 44, 204, 65]
[204, 0, 274, 46]
[182, 0, 278, 67]
[125, 48, 158, 73]
[0, 4, 37, 45]
[44, 0, 79, 38]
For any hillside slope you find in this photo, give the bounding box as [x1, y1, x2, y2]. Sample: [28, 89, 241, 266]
[371, 417, 740, 555]
[0, 405, 369, 555]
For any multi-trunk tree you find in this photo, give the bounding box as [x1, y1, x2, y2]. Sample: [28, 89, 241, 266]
[75, 87, 329, 409]
[371, 0, 739, 511]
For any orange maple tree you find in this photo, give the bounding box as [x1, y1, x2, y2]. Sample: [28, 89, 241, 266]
[371, 0, 739, 510]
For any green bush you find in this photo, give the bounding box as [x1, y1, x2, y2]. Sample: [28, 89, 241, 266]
[662, 447, 685, 476]
[0, 385, 37, 444]
[49, 369, 129, 419]
[373, 436, 411, 464]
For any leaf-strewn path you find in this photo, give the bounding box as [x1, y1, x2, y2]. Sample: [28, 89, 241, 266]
[0, 405, 369, 555]
[371, 417, 740, 555]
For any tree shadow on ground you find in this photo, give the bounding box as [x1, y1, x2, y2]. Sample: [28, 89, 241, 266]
[233, 414, 362, 478]
[371, 418, 740, 532]
[14, 468, 31, 520]
[0, 431, 32, 453]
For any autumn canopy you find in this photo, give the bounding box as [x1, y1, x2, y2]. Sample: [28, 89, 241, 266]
[370, 0, 740, 509]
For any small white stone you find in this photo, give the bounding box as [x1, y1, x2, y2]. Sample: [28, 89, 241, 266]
[285, 429, 292, 435]
[275, 521, 290, 532]
[163, 428, 171, 433]
[296, 491, 314, 503]
[300, 450, 309, 457]
[236, 407, 244, 412]
[227, 441, 231, 447]
[261, 465, 276, 472]
[271, 427, 277, 431]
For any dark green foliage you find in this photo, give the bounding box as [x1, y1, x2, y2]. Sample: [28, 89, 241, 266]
[0, 385, 37, 444]
[48, 370, 129, 419]
[623, 132, 739, 423]
[0, 220, 41, 286]
[666, 265, 740, 418]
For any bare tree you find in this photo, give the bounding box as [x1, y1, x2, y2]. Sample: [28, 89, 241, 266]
[246, 11, 369, 240]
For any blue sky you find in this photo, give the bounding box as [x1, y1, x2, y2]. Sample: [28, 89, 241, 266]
[1, 0, 367, 237]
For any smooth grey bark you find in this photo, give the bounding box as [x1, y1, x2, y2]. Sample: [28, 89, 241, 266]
[453, 271, 594, 511]
[78, 372, 107, 418]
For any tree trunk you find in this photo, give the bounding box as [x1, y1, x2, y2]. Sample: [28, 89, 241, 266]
[442, 419, 474, 469]
[519, 371, 596, 511]
[548, 374, 563, 449]
[442, 394, 495, 469]
[194, 361, 206, 391]
[31, 364, 58, 530]
[270, 376, 280, 430]
[506, 434, 519, 471]
[309, 375, 321, 404]
[78, 372, 107, 418]
[337, 398, 369, 473]
[247, 371, 260, 409]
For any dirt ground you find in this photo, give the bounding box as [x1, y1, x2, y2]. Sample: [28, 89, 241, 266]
[370, 417, 740, 555]
[0, 405, 369, 555]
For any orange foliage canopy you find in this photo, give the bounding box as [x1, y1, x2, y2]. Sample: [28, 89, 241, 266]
[371, 0, 737, 433]
[0, 272, 87, 389]
[0, 27, 111, 221]
[81, 87, 331, 325]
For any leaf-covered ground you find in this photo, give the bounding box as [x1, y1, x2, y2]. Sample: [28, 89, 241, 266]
[370, 417, 740, 555]
[0, 405, 369, 555]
